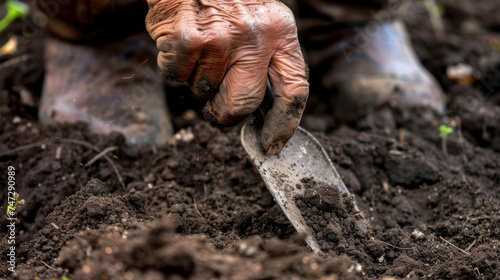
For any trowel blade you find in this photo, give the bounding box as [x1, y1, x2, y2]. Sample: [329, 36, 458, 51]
[241, 120, 352, 254]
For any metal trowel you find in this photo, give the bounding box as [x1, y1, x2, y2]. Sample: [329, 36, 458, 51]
[241, 81, 357, 254]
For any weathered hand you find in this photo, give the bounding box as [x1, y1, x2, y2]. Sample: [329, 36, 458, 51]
[146, 0, 309, 155]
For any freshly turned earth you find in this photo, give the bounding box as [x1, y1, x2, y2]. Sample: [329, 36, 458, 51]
[1, 0, 500, 279]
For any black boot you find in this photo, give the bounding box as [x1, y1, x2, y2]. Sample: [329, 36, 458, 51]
[39, 33, 173, 146]
[303, 20, 444, 122]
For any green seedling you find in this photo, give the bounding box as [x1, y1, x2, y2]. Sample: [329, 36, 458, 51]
[439, 124, 454, 156]
[61, 277, 71, 280]
[0, 0, 30, 33]
[424, 0, 444, 39]
[7, 192, 24, 217]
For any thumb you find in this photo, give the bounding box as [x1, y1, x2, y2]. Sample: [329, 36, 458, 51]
[262, 45, 309, 155]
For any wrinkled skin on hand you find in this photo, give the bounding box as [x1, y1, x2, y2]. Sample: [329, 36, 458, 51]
[146, 0, 309, 155]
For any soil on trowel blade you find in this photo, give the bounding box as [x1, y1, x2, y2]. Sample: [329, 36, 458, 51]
[295, 181, 368, 254]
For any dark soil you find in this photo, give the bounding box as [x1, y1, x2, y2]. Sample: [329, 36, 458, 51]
[1, 0, 500, 279]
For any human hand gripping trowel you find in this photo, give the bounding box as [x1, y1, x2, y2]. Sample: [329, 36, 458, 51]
[241, 80, 363, 254]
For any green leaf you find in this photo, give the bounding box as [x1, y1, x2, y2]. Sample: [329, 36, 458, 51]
[6, 0, 30, 19]
[0, 0, 29, 32]
[439, 124, 454, 138]
[424, 1, 443, 16]
[7, 205, 15, 216]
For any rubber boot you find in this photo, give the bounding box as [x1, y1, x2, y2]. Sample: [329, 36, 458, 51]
[304, 20, 445, 122]
[39, 32, 173, 146]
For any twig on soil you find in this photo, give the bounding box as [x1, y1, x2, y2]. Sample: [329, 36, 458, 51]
[0, 139, 126, 190]
[38, 260, 63, 272]
[454, 117, 468, 164]
[208, 130, 217, 144]
[465, 238, 477, 252]
[151, 152, 170, 167]
[369, 188, 376, 209]
[461, 214, 471, 228]
[193, 198, 204, 219]
[452, 117, 468, 182]
[0, 142, 46, 157]
[469, 215, 494, 221]
[0, 54, 32, 70]
[87, 146, 118, 166]
[57, 139, 125, 190]
[474, 267, 482, 277]
[67, 214, 79, 228]
[55, 145, 62, 160]
[462, 215, 495, 227]
[439, 236, 470, 255]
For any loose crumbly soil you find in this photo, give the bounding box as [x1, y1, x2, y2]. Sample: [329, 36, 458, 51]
[1, 0, 500, 279]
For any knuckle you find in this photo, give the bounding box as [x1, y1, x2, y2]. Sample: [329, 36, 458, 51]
[182, 30, 205, 55]
[157, 30, 199, 56]
[157, 52, 182, 81]
[202, 101, 223, 126]
[159, 64, 180, 81]
[267, 3, 296, 27]
[194, 77, 219, 96]
[201, 32, 225, 50]
[256, 4, 297, 42]
[284, 94, 308, 119]
[156, 36, 175, 52]
[183, 25, 203, 43]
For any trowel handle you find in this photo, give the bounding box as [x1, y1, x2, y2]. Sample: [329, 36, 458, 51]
[252, 78, 275, 130]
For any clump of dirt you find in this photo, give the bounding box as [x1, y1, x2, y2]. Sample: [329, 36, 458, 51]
[50, 195, 359, 280]
[295, 182, 368, 254]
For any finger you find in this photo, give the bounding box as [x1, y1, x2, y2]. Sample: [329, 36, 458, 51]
[149, 7, 203, 83]
[262, 44, 309, 155]
[189, 23, 232, 99]
[156, 36, 200, 82]
[202, 60, 268, 125]
[157, 51, 197, 82]
[189, 48, 229, 99]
